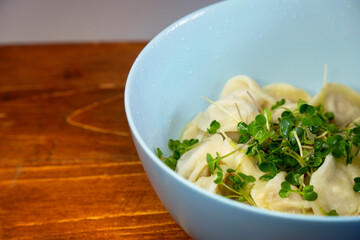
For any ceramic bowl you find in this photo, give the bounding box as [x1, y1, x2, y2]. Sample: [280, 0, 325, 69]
[125, 1, 360, 239]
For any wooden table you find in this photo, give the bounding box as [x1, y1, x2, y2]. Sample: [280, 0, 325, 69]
[0, 43, 191, 239]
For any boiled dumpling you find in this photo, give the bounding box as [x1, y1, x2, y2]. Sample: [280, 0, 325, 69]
[195, 174, 221, 194]
[263, 83, 311, 121]
[221, 75, 276, 110]
[197, 95, 258, 133]
[176, 134, 223, 182]
[311, 83, 360, 126]
[310, 154, 360, 216]
[179, 114, 205, 141]
[219, 137, 262, 178]
[263, 83, 312, 103]
[180, 95, 259, 142]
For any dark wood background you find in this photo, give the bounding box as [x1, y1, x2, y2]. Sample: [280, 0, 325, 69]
[0, 43, 191, 239]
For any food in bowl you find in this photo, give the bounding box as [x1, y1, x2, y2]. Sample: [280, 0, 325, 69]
[157, 75, 360, 216]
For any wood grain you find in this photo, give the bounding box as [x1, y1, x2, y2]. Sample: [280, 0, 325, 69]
[0, 43, 190, 239]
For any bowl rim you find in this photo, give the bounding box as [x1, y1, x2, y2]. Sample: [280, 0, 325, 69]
[124, 0, 360, 222]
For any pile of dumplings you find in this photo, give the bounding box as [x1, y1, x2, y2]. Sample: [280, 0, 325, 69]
[176, 75, 360, 216]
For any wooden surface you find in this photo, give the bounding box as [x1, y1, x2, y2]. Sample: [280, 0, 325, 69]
[0, 43, 190, 239]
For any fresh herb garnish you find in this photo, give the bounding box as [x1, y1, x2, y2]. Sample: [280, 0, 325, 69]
[206, 152, 223, 174]
[158, 94, 360, 209]
[207, 120, 221, 134]
[354, 177, 360, 193]
[157, 138, 199, 170]
[271, 98, 286, 110]
[234, 99, 360, 198]
[319, 206, 339, 216]
[213, 167, 256, 206]
[279, 181, 318, 201]
[326, 209, 339, 216]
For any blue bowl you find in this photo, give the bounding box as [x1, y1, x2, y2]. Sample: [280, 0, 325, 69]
[125, 1, 360, 239]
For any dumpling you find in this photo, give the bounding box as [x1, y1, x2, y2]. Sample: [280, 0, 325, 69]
[251, 172, 311, 214]
[179, 114, 205, 141]
[263, 83, 312, 103]
[195, 174, 221, 194]
[311, 83, 360, 127]
[197, 95, 259, 133]
[263, 83, 311, 122]
[219, 137, 262, 178]
[310, 154, 360, 216]
[221, 75, 276, 110]
[178, 134, 263, 194]
[180, 94, 259, 142]
[176, 134, 223, 182]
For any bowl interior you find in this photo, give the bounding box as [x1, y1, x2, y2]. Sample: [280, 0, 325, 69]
[127, 0, 360, 153]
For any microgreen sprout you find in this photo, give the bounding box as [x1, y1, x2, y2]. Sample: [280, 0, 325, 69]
[271, 98, 286, 110]
[206, 152, 223, 174]
[279, 181, 318, 201]
[353, 177, 360, 193]
[234, 98, 360, 198]
[326, 210, 339, 216]
[319, 206, 338, 216]
[207, 120, 220, 134]
[157, 138, 199, 170]
[213, 168, 256, 206]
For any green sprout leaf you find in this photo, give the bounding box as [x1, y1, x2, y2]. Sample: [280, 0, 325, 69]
[207, 120, 220, 134]
[327, 210, 338, 216]
[352, 134, 360, 147]
[279, 181, 291, 198]
[325, 112, 334, 120]
[214, 171, 224, 184]
[280, 116, 293, 138]
[237, 122, 248, 134]
[299, 104, 316, 116]
[253, 126, 270, 144]
[281, 110, 296, 122]
[158, 138, 199, 170]
[163, 158, 177, 170]
[255, 115, 267, 126]
[353, 126, 360, 135]
[353, 177, 360, 193]
[263, 108, 272, 123]
[285, 172, 300, 185]
[206, 153, 217, 174]
[271, 98, 286, 110]
[238, 134, 250, 144]
[303, 185, 318, 201]
[258, 162, 277, 173]
[238, 172, 256, 183]
[156, 147, 163, 158]
[258, 162, 277, 181]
